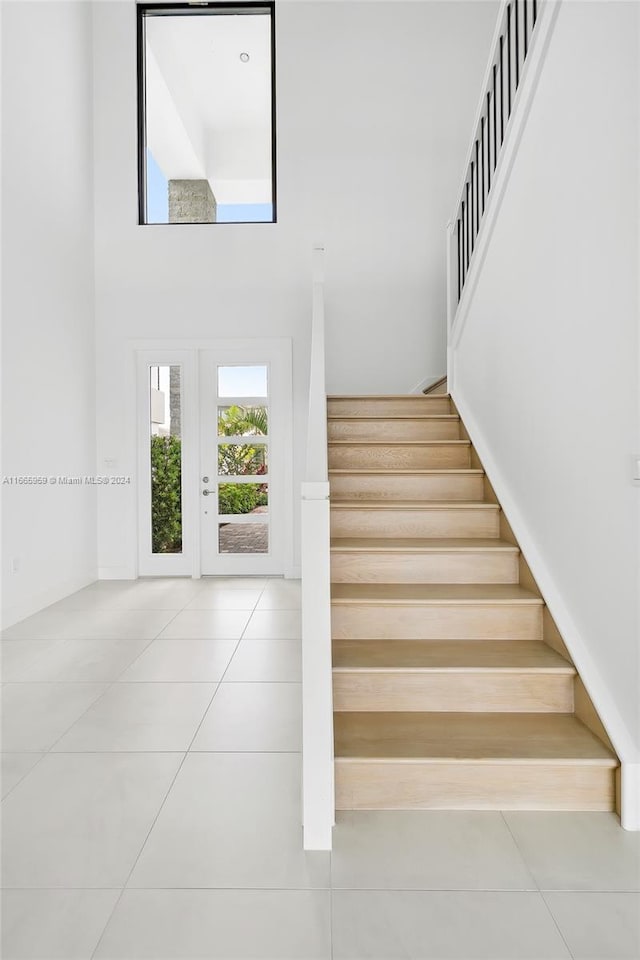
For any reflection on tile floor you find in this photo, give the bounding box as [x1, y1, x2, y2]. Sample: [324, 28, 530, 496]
[2, 577, 639, 960]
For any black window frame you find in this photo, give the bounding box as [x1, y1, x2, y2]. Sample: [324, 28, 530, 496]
[136, 1, 277, 225]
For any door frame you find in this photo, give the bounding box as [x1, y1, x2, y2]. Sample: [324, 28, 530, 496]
[133, 338, 293, 578]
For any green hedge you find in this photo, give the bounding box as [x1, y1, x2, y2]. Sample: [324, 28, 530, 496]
[150, 435, 182, 553]
[219, 483, 268, 515]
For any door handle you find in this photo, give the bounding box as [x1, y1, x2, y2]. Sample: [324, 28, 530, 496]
[202, 489, 214, 497]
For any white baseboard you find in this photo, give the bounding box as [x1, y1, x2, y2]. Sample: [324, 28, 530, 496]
[1, 571, 98, 629]
[621, 764, 640, 830]
[410, 374, 446, 395]
[452, 386, 639, 829]
[285, 565, 301, 580]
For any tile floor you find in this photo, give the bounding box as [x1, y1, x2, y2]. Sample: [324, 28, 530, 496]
[1, 577, 639, 959]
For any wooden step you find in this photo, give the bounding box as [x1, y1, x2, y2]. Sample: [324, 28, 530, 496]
[334, 713, 617, 810]
[329, 470, 484, 503]
[330, 539, 519, 584]
[331, 583, 543, 640]
[332, 639, 575, 712]
[328, 441, 470, 471]
[330, 502, 501, 539]
[328, 396, 451, 417]
[327, 416, 460, 442]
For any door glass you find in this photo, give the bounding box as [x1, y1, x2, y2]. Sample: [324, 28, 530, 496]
[149, 365, 183, 554]
[219, 522, 268, 554]
[217, 364, 267, 398]
[217, 443, 267, 476]
[208, 363, 270, 561]
[218, 482, 269, 515]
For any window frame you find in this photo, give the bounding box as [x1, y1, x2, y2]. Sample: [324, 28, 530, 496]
[136, 1, 277, 226]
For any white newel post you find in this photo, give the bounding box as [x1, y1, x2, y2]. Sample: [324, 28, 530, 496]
[301, 245, 335, 850]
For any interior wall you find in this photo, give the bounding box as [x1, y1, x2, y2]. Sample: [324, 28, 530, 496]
[1, 1, 97, 626]
[452, 1, 639, 759]
[92, 0, 499, 577]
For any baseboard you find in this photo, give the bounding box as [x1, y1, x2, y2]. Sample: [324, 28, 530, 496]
[285, 565, 301, 580]
[452, 386, 639, 826]
[1, 571, 98, 629]
[410, 375, 446, 395]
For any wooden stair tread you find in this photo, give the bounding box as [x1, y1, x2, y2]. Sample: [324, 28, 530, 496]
[334, 713, 616, 763]
[327, 415, 459, 422]
[330, 501, 499, 510]
[332, 639, 574, 672]
[328, 394, 451, 400]
[332, 583, 542, 604]
[329, 439, 470, 446]
[331, 538, 515, 552]
[329, 468, 483, 476]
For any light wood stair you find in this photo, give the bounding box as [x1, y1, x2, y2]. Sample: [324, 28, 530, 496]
[328, 393, 618, 812]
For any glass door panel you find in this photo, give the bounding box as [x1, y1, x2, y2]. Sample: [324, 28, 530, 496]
[200, 357, 277, 574]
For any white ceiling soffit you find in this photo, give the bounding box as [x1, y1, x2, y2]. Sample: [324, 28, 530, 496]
[146, 9, 272, 204]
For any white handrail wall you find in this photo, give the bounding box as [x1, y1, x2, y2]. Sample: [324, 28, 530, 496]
[301, 244, 334, 851]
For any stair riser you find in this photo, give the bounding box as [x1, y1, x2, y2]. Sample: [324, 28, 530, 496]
[331, 603, 543, 640]
[329, 474, 484, 502]
[328, 420, 460, 441]
[335, 762, 615, 810]
[332, 672, 574, 712]
[329, 444, 470, 470]
[330, 508, 500, 539]
[331, 552, 519, 584]
[328, 398, 451, 417]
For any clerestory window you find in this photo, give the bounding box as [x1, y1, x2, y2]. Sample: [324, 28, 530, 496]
[137, 2, 276, 224]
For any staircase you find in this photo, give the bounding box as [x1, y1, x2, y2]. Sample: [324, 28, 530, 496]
[328, 394, 618, 811]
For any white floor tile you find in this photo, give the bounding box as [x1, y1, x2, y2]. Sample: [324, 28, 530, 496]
[1, 753, 43, 798]
[199, 577, 269, 590]
[331, 811, 536, 890]
[1, 638, 150, 681]
[1, 889, 120, 960]
[184, 588, 262, 610]
[48, 579, 203, 612]
[94, 889, 331, 959]
[256, 580, 301, 610]
[504, 812, 640, 890]
[118, 638, 237, 682]
[224, 639, 302, 681]
[331, 890, 571, 959]
[243, 609, 302, 640]
[1, 752, 183, 887]
[2, 609, 176, 641]
[191, 682, 301, 752]
[52, 682, 215, 752]
[157, 610, 251, 640]
[129, 753, 330, 889]
[1, 683, 108, 751]
[543, 891, 640, 959]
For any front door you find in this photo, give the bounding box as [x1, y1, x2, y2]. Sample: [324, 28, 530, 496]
[198, 348, 287, 576]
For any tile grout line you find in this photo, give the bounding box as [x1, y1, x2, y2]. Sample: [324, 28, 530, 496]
[538, 890, 578, 960]
[41, 603, 192, 755]
[88, 582, 272, 957]
[499, 811, 542, 892]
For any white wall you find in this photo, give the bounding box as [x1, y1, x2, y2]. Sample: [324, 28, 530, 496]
[92, 0, 498, 577]
[1, 2, 97, 626]
[452, 1, 639, 760]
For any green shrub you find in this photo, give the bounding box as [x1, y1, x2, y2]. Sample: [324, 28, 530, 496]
[150, 435, 182, 553]
[219, 483, 268, 515]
